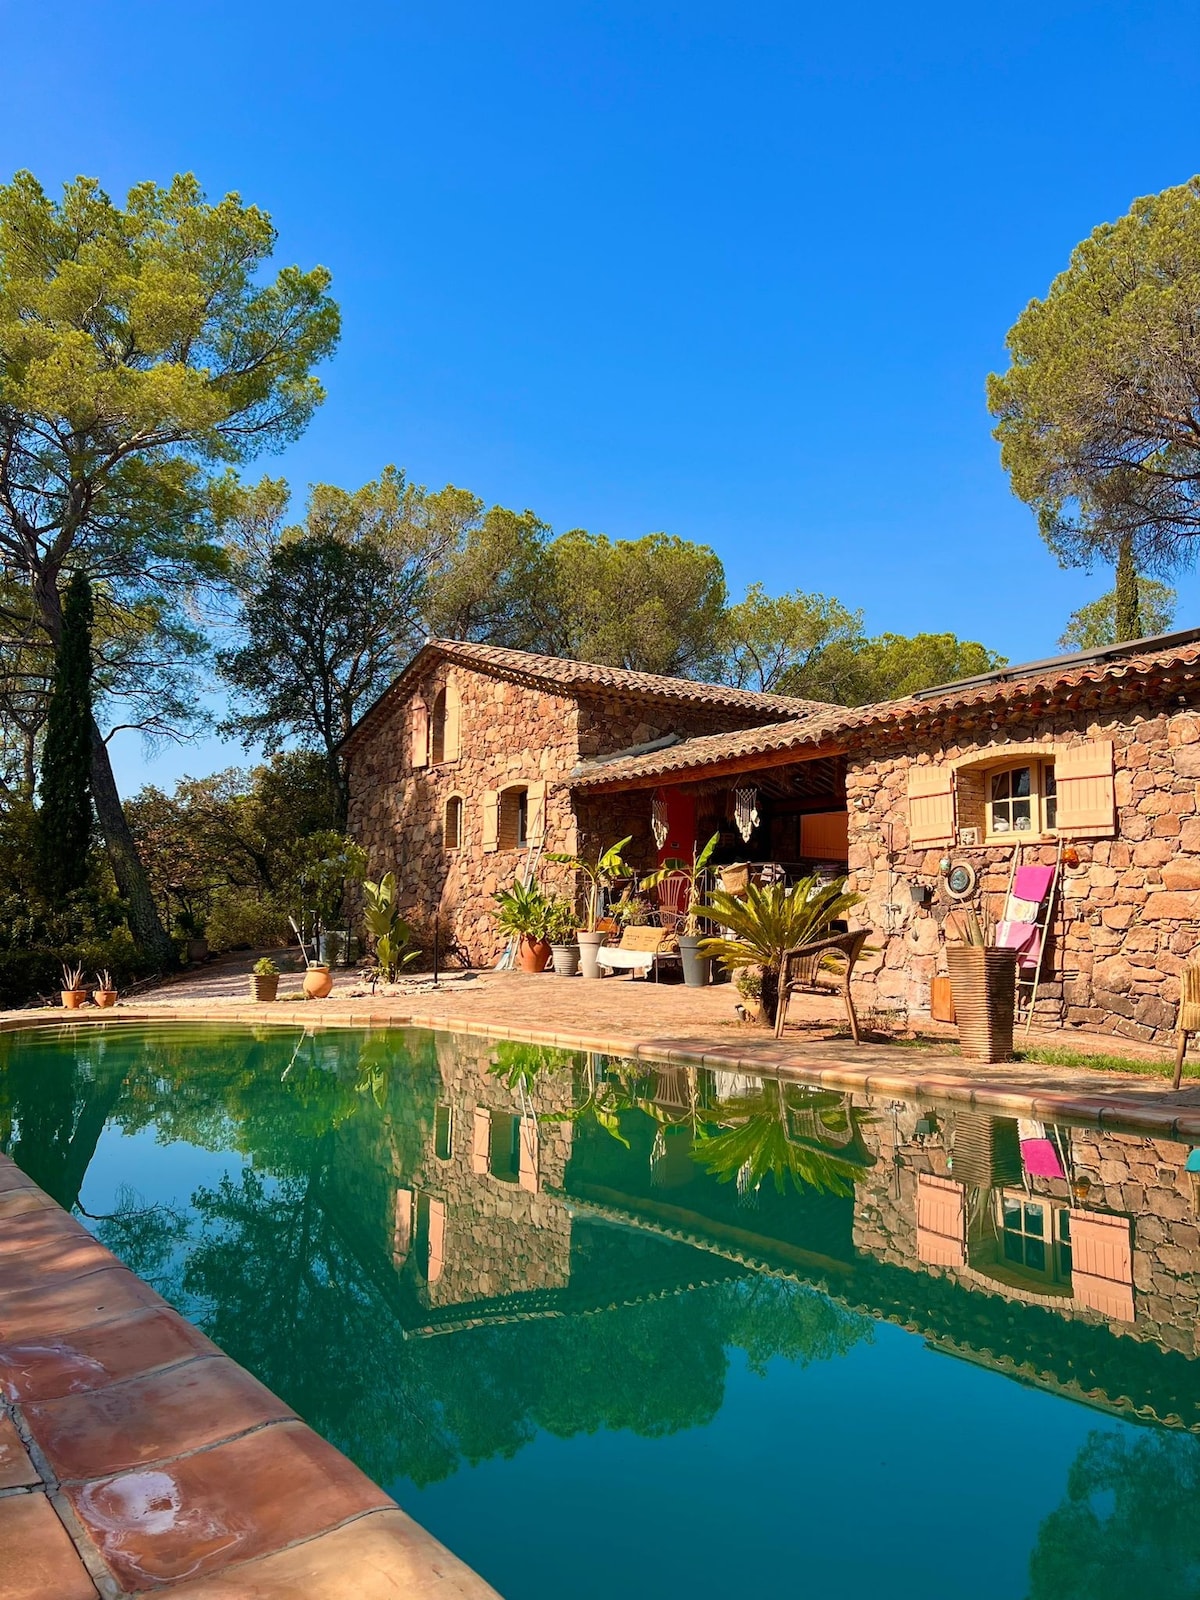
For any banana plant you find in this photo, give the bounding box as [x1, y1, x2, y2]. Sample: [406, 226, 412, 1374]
[363, 873, 420, 982]
[546, 836, 633, 932]
[639, 831, 720, 935]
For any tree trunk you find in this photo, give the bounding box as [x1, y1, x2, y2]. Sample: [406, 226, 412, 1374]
[89, 718, 177, 969]
[1115, 532, 1140, 642]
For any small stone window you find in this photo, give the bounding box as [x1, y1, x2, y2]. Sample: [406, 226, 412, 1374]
[444, 795, 464, 851]
[428, 678, 460, 765]
[497, 786, 529, 852]
[434, 1103, 453, 1161]
[489, 1111, 522, 1183]
[987, 760, 1056, 839]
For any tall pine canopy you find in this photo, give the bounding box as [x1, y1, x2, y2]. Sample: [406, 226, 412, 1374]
[37, 571, 93, 902]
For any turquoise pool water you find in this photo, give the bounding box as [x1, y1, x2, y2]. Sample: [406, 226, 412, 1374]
[2, 1021, 1199, 1599]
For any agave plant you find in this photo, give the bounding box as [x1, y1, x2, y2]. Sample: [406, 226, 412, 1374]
[695, 875, 863, 1025]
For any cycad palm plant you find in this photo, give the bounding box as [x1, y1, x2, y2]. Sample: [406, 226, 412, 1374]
[695, 875, 863, 1026]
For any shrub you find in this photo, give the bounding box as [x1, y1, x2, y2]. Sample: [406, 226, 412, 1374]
[205, 889, 290, 953]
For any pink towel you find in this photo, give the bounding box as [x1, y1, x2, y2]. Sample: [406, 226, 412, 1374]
[996, 919, 1042, 973]
[1013, 864, 1054, 905]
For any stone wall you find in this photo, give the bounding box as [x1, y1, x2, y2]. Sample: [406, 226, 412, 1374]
[844, 699, 1200, 1044]
[346, 665, 785, 964]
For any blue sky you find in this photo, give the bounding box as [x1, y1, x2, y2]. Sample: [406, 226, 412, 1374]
[4, 0, 1200, 794]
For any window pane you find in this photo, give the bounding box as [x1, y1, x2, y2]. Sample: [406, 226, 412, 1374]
[1058, 1210, 1071, 1242]
[991, 771, 1011, 801]
[1012, 767, 1032, 797]
[1044, 794, 1057, 830]
[1024, 1237, 1046, 1272]
[1003, 1198, 1022, 1227]
[1024, 1203, 1044, 1237]
[1012, 799, 1032, 829]
[1003, 1231, 1023, 1263]
[1057, 1242, 1072, 1277]
[1043, 766, 1056, 796]
[992, 812, 1010, 832]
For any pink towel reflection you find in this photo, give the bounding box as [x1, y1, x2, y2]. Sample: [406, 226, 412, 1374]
[1021, 1138, 1065, 1178]
[1013, 864, 1055, 904]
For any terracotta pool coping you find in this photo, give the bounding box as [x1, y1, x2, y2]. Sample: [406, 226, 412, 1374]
[0, 1156, 500, 1599]
[4, 1003, 1199, 1144]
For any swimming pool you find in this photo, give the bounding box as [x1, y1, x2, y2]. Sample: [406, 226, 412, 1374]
[2, 1021, 1197, 1599]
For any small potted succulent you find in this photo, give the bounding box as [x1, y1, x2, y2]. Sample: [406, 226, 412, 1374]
[92, 969, 118, 1009]
[60, 962, 88, 1010]
[546, 837, 632, 979]
[492, 881, 553, 974]
[546, 896, 581, 976]
[251, 956, 280, 1002]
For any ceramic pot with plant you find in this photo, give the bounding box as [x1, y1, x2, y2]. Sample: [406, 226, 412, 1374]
[641, 833, 720, 988]
[60, 963, 88, 1010]
[493, 880, 553, 974]
[546, 837, 632, 979]
[303, 963, 334, 1000]
[251, 956, 280, 1002]
[545, 897, 581, 976]
[92, 970, 118, 1009]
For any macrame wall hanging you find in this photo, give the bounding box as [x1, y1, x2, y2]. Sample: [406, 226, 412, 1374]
[733, 785, 760, 843]
[651, 794, 669, 852]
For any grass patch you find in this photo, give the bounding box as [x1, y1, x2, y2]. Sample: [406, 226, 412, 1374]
[1015, 1045, 1187, 1079]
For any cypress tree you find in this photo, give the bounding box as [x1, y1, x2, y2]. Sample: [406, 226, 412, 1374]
[37, 571, 94, 902]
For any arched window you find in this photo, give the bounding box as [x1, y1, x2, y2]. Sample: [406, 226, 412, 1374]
[444, 794, 464, 851]
[428, 676, 460, 765]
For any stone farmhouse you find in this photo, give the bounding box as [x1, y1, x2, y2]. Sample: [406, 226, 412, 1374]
[343, 629, 1200, 1048]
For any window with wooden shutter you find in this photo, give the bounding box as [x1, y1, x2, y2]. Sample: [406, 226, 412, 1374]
[915, 1173, 966, 1266]
[426, 1197, 446, 1284]
[907, 765, 956, 848]
[392, 1188, 413, 1266]
[443, 677, 461, 762]
[526, 781, 547, 845]
[471, 1107, 492, 1173]
[518, 1115, 540, 1193]
[1054, 740, 1115, 838]
[481, 790, 499, 853]
[1069, 1209, 1134, 1321]
[411, 698, 429, 769]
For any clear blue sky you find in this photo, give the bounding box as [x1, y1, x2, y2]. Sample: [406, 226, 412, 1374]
[4, 0, 1200, 794]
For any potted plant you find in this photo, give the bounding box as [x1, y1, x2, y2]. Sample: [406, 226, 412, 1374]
[695, 875, 864, 1025]
[944, 907, 1018, 1063]
[92, 969, 118, 1009]
[492, 880, 553, 974]
[362, 873, 421, 983]
[641, 833, 720, 988]
[547, 837, 632, 979]
[60, 962, 87, 1010]
[251, 956, 280, 1002]
[546, 896, 581, 976]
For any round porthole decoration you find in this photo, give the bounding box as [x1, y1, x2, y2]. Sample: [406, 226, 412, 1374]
[945, 862, 977, 900]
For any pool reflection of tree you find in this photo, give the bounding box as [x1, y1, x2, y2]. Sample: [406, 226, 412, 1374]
[1027, 1429, 1200, 1599]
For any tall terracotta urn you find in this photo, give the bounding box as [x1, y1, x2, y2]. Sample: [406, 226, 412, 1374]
[303, 964, 334, 999]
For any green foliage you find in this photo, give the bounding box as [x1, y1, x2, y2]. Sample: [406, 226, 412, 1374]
[36, 571, 94, 902]
[546, 837, 632, 931]
[543, 897, 579, 945]
[491, 879, 553, 941]
[1060, 577, 1177, 650]
[252, 956, 279, 977]
[640, 832, 719, 934]
[696, 876, 863, 1020]
[723, 584, 863, 694]
[988, 175, 1200, 577]
[362, 872, 419, 980]
[695, 1082, 866, 1197]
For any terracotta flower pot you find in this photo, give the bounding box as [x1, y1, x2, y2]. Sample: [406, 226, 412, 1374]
[251, 974, 279, 1002]
[518, 937, 552, 974]
[946, 946, 1018, 1062]
[61, 990, 87, 1010]
[303, 964, 334, 999]
[93, 989, 118, 1009]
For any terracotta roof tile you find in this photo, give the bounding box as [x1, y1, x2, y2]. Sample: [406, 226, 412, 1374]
[571, 637, 1200, 788]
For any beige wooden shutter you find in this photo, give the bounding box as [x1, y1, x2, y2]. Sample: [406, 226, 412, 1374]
[1054, 740, 1115, 838]
[426, 1197, 446, 1284]
[481, 790, 499, 853]
[518, 1115, 540, 1193]
[915, 1173, 966, 1266]
[443, 677, 461, 762]
[411, 698, 429, 769]
[526, 781, 547, 845]
[907, 765, 956, 848]
[1070, 1209, 1134, 1321]
[392, 1188, 413, 1266]
[471, 1107, 492, 1174]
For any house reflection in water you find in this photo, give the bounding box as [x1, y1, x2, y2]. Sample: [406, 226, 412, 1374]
[400, 1038, 1200, 1432]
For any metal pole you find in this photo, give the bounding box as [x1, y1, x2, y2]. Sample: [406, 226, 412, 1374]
[433, 916, 440, 985]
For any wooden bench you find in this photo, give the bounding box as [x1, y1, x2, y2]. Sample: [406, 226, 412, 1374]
[596, 926, 680, 981]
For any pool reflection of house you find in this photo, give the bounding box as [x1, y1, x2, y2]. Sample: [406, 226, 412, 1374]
[371, 1048, 1200, 1433]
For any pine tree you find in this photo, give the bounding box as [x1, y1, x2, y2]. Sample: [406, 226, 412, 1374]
[37, 572, 94, 902]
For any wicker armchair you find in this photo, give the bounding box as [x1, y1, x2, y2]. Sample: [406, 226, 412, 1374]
[1173, 957, 1200, 1088]
[775, 929, 870, 1044]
